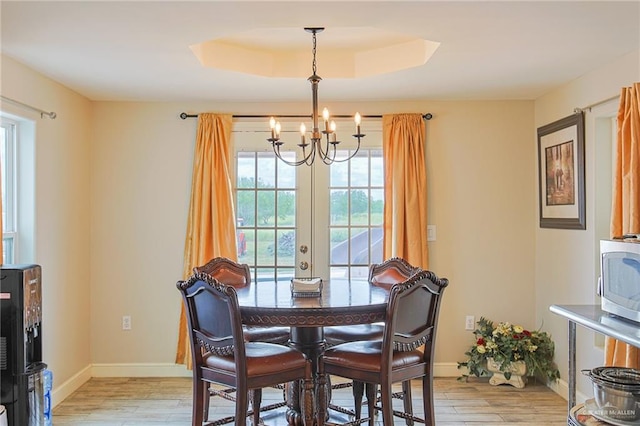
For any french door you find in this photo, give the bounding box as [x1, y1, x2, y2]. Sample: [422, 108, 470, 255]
[233, 119, 383, 282]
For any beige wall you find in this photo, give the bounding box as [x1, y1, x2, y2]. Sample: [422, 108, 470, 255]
[534, 50, 640, 401]
[1, 55, 93, 403]
[2, 47, 638, 407]
[88, 99, 535, 378]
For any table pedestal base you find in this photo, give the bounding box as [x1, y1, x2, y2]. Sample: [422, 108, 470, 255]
[286, 326, 329, 426]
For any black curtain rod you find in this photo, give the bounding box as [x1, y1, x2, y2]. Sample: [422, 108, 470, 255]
[179, 112, 433, 120]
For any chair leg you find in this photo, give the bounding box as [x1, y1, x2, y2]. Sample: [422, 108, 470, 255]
[380, 381, 394, 426]
[203, 382, 210, 421]
[402, 380, 414, 426]
[192, 378, 205, 426]
[423, 375, 435, 426]
[235, 387, 248, 426]
[251, 389, 262, 426]
[365, 383, 377, 426]
[352, 380, 364, 420]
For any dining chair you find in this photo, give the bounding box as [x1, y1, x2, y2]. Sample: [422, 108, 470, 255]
[192, 257, 291, 422]
[323, 257, 421, 420]
[193, 257, 291, 344]
[320, 269, 449, 426]
[177, 271, 314, 426]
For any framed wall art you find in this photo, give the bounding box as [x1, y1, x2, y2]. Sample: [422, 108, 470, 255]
[537, 112, 585, 229]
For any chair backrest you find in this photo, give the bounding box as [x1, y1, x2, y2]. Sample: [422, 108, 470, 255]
[177, 272, 246, 365]
[368, 257, 421, 288]
[382, 270, 449, 362]
[193, 257, 251, 288]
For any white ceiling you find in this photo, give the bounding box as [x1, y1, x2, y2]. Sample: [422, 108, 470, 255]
[1, 1, 639, 103]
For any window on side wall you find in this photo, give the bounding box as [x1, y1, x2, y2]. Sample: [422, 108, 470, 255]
[1, 118, 17, 264]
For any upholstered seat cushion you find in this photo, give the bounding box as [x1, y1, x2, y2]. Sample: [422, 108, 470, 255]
[323, 340, 423, 372]
[243, 325, 290, 344]
[323, 324, 384, 345]
[203, 342, 308, 376]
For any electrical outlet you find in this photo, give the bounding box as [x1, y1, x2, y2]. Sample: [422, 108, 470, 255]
[122, 315, 131, 331]
[465, 315, 475, 331]
[427, 225, 436, 241]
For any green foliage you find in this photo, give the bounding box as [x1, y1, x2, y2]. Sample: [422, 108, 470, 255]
[236, 177, 294, 226]
[330, 189, 383, 221]
[457, 317, 560, 383]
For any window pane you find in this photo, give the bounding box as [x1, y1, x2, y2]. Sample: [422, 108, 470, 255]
[257, 229, 275, 264]
[256, 190, 275, 227]
[350, 189, 369, 222]
[237, 152, 255, 187]
[257, 152, 275, 187]
[330, 190, 348, 226]
[330, 161, 348, 187]
[350, 153, 369, 187]
[237, 190, 255, 227]
[370, 188, 384, 226]
[275, 229, 295, 266]
[330, 228, 349, 264]
[277, 190, 295, 227]
[241, 228, 255, 260]
[277, 154, 296, 188]
[370, 150, 383, 186]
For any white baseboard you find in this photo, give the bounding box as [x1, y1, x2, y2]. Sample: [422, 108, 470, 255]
[91, 362, 192, 378]
[434, 362, 465, 378]
[547, 376, 588, 404]
[50, 365, 92, 410]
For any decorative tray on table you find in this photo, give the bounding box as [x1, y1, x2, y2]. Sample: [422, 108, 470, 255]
[290, 277, 323, 298]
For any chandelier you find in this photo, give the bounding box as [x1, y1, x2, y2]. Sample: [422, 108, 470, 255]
[268, 28, 365, 166]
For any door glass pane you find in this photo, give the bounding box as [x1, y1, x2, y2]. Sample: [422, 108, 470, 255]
[329, 149, 384, 279]
[236, 149, 298, 282]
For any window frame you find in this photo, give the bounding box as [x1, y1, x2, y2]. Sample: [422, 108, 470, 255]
[1, 118, 17, 264]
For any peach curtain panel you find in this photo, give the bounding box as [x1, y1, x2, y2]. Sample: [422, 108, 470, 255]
[175, 113, 238, 367]
[382, 114, 429, 269]
[605, 83, 640, 369]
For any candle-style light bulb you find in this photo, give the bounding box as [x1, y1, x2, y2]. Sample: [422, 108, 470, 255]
[300, 123, 306, 144]
[269, 117, 276, 139]
[323, 108, 330, 132]
[330, 121, 337, 142]
[355, 112, 362, 135]
[275, 121, 282, 138]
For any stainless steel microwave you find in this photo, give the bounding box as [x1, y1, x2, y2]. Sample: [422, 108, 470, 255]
[599, 239, 640, 324]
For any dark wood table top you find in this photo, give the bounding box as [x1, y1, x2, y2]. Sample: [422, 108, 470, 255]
[236, 278, 389, 327]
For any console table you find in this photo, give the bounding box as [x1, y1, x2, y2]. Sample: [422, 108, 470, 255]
[549, 304, 640, 425]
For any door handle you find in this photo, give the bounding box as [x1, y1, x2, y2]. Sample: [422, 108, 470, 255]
[299, 261, 309, 270]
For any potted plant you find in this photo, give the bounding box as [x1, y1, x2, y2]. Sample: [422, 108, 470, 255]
[458, 317, 560, 385]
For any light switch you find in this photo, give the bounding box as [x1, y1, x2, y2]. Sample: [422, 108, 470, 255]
[427, 225, 436, 241]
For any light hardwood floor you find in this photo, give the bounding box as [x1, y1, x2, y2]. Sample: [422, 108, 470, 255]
[52, 376, 569, 425]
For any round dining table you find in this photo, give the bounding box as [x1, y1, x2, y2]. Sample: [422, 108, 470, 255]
[235, 278, 389, 426]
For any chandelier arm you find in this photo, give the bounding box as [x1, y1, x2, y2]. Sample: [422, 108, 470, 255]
[328, 138, 363, 163]
[314, 134, 330, 162]
[274, 143, 309, 167]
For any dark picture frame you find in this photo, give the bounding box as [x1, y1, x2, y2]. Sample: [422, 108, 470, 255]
[537, 112, 585, 229]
